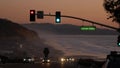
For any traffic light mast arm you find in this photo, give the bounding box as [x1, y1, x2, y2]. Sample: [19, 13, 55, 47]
[44, 14, 118, 30]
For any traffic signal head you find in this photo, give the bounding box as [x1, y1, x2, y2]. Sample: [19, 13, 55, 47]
[117, 35, 120, 46]
[37, 11, 44, 19]
[117, 42, 120, 46]
[55, 11, 61, 23]
[30, 10, 35, 21]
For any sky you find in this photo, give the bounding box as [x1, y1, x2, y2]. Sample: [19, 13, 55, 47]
[0, 0, 119, 28]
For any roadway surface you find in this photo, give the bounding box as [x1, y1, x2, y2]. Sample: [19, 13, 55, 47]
[0, 62, 90, 68]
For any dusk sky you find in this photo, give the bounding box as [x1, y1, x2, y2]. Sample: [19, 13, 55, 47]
[0, 0, 119, 28]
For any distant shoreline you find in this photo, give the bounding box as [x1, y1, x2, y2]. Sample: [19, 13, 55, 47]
[23, 23, 119, 35]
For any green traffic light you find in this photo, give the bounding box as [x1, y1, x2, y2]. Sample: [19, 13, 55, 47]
[117, 35, 120, 46]
[55, 11, 61, 23]
[56, 18, 60, 23]
[118, 42, 120, 46]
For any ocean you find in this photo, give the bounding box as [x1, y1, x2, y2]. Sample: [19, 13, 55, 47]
[40, 35, 119, 58]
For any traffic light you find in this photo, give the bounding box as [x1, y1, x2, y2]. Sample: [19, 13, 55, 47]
[55, 11, 61, 23]
[30, 10, 35, 21]
[117, 35, 120, 46]
[37, 11, 44, 19]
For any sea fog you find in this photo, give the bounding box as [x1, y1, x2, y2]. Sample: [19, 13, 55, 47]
[23, 24, 119, 59]
[39, 35, 119, 58]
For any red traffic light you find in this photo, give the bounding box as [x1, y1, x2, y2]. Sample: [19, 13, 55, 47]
[30, 10, 35, 21]
[30, 11, 34, 14]
[30, 10, 35, 14]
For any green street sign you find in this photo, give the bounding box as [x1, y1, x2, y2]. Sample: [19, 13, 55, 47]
[80, 26, 96, 31]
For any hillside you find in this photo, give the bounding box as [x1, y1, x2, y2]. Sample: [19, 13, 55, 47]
[0, 19, 64, 58]
[23, 23, 119, 35]
[0, 19, 38, 40]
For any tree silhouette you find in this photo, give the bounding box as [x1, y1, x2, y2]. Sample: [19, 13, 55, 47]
[103, 0, 120, 23]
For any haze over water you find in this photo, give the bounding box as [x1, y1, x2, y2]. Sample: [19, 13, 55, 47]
[30, 27, 119, 59]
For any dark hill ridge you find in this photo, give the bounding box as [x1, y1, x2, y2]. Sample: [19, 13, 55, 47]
[24, 23, 119, 35]
[0, 18, 40, 57]
[0, 19, 38, 40]
[0, 19, 64, 58]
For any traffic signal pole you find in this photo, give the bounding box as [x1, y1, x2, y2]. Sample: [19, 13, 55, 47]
[44, 14, 118, 30]
[29, 10, 118, 30]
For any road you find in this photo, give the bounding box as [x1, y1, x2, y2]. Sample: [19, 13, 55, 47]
[0, 62, 89, 68]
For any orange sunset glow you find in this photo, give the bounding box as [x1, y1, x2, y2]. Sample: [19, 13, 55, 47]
[0, 0, 119, 28]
